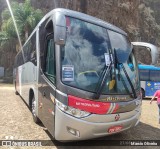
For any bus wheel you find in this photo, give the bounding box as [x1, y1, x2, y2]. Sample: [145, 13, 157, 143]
[141, 89, 145, 99]
[15, 91, 19, 95]
[31, 96, 40, 124]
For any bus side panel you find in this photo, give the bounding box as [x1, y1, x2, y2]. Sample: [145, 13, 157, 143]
[16, 65, 23, 95]
[20, 62, 37, 105]
[15, 68, 19, 92]
[18, 30, 38, 105]
[145, 81, 160, 96]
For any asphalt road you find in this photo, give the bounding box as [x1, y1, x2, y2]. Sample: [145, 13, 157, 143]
[0, 84, 160, 149]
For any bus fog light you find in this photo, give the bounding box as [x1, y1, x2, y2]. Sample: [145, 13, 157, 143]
[67, 127, 80, 137]
[63, 105, 68, 111]
[71, 109, 76, 115]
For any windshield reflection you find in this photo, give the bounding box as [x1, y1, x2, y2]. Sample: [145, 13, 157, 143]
[61, 17, 139, 95]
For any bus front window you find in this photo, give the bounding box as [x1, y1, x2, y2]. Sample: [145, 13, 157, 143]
[61, 17, 110, 92]
[61, 17, 140, 96]
[107, 30, 140, 95]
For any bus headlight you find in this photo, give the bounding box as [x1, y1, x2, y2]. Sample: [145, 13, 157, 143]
[56, 100, 91, 118]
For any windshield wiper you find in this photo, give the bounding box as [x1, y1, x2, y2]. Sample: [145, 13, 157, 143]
[93, 64, 112, 99]
[93, 52, 113, 99]
[114, 48, 137, 99]
[120, 63, 137, 98]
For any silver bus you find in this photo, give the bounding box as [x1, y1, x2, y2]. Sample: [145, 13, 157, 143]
[13, 8, 157, 141]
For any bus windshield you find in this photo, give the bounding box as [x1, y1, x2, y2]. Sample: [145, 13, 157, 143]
[61, 17, 139, 95]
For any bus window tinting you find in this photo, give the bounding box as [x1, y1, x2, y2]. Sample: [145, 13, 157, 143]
[139, 69, 160, 82]
[150, 70, 160, 81]
[23, 32, 37, 64]
[61, 17, 139, 95]
[45, 39, 56, 84]
[62, 17, 110, 92]
[15, 51, 24, 67]
[108, 30, 139, 94]
[139, 69, 150, 81]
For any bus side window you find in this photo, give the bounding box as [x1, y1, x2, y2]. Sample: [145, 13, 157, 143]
[17, 51, 24, 67]
[29, 32, 36, 65]
[45, 37, 56, 84]
[30, 33, 36, 62]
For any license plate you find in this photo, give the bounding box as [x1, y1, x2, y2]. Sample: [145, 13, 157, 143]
[108, 126, 123, 133]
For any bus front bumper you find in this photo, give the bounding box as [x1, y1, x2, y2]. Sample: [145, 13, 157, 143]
[55, 106, 141, 141]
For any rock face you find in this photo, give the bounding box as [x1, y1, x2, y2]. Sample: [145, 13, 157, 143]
[0, 0, 160, 76]
[28, 0, 160, 65]
[33, 0, 160, 66]
[58, 0, 160, 46]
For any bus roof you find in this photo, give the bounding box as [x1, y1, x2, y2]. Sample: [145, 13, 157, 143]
[21, 8, 127, 53]
[36, 8, 127, 36]
[56, 9, 127, 35]
[138, 64, 160, 70]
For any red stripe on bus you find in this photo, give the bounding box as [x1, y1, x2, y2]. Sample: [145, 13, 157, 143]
[68, 95, 111, 114]
[112, 104, 119, 114]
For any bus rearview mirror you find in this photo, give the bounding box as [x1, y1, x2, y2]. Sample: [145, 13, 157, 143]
[54, 25, 66, 45]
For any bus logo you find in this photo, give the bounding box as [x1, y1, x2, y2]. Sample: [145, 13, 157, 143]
[115, 114, 120, 121]
[147, 83, 151, 86]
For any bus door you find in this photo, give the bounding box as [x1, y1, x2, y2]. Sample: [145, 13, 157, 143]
[38, 30, 56, 137]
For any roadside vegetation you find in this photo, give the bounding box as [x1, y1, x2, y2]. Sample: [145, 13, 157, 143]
[0, 0, 43, 77]
[0, 0, 43, 51]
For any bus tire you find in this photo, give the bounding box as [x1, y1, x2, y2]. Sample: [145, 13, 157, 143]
[31, 95, 41, 124]
[15, 91, 19, 95]
[141, 88, 145, 99]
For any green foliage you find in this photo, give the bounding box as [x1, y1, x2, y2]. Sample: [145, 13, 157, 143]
[0, 31, 8, 45]
[14, 0, 43, 34]
[0, 0, 43, 47]
[1, 18, 18, 38]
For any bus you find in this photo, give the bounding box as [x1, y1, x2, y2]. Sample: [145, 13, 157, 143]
[13, 8, 158, 141]
[139, 64, 160, 98]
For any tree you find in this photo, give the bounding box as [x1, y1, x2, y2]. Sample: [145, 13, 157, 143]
[80, 0, 87, 13]
[0, 0, 43, 46]
[14, 0, 43, 40]
[0, 17, 18, 50]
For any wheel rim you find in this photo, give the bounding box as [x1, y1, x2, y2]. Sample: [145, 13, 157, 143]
[32, 97, 36, 117]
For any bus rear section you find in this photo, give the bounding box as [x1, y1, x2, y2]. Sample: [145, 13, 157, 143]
[13, 8, 159, 141]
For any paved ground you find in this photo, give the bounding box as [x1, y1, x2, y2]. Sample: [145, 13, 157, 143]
[0, 84, 160, 149]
